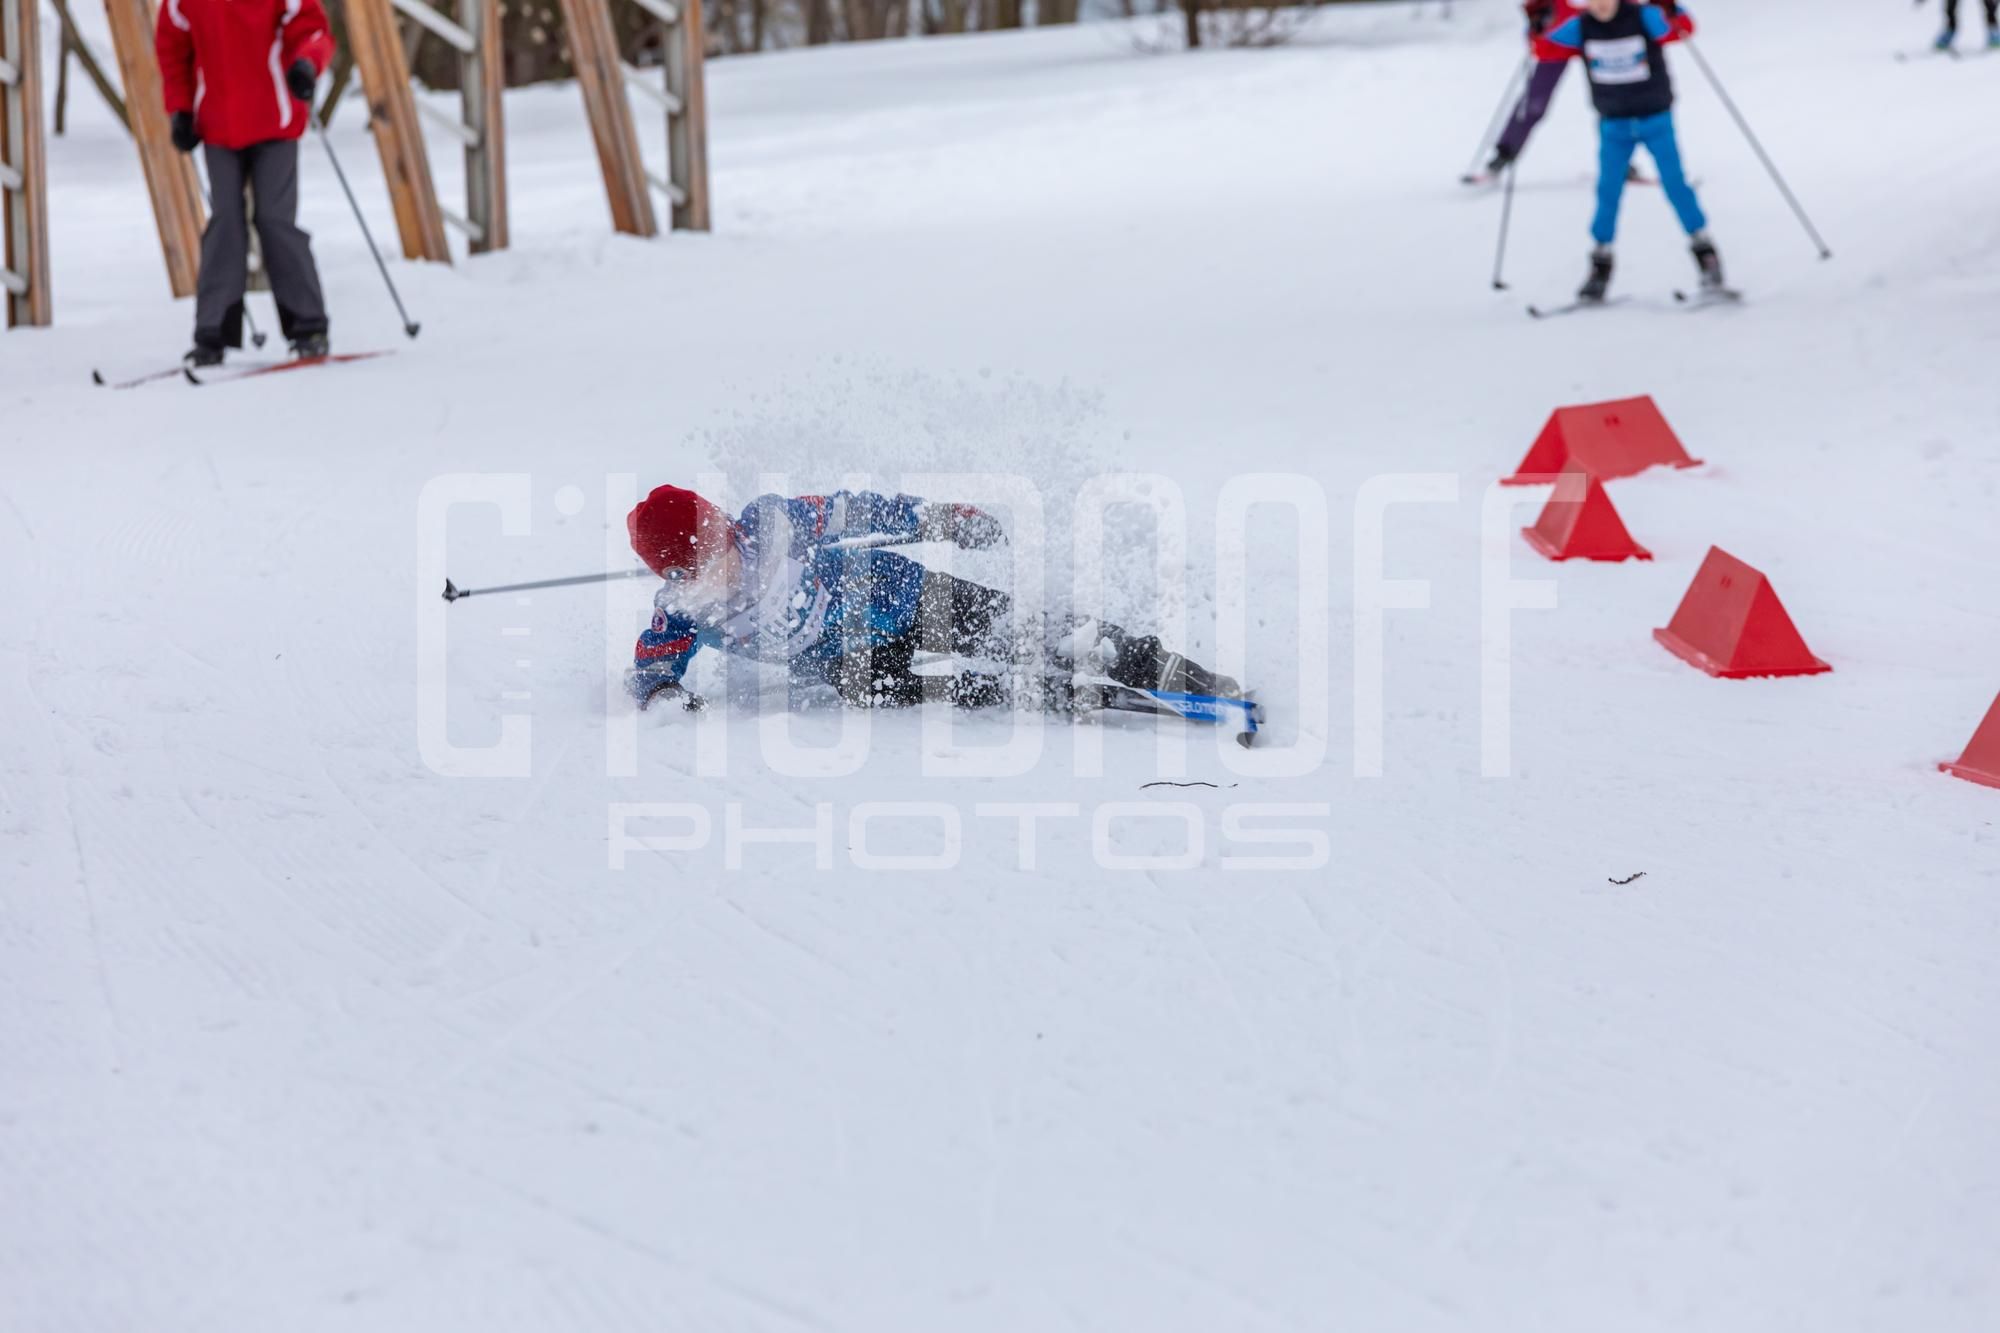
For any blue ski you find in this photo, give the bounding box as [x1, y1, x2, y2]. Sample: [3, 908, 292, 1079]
[1089, 685, 1265, 748]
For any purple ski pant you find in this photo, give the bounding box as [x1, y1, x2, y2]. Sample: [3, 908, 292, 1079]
[1494, 59, 1569, 161]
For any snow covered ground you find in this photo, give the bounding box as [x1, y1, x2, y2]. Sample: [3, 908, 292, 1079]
[5, 2, 1999, 1329]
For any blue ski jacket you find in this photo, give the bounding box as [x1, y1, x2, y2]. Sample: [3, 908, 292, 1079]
[628, 490, 931, 702]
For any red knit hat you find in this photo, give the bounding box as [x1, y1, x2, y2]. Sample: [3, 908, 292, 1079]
[628, 485, 731, 577]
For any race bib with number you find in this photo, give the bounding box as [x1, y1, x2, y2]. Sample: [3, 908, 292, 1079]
[1584, 35, 1651, 85]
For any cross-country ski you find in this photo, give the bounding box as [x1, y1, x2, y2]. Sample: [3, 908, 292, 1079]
[1673, 285, 1745, 307]
[180, 350, 393, 385]
[90, 363, 200, 389]
[1527, 294, 1635, 318]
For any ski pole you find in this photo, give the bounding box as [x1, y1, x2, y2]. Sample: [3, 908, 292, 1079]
[1486, 52, 1537, 292]
[822, 532, 927, 552]
[1490, 160, 1519, 290]
[1683, 38, 1831, 260]
[442, 569, 649, 602]
[190, 160, 269, 349]
[441, 534, 927, 602]
[1465, 53, 1531, 180]
[313, 120, 423, 338]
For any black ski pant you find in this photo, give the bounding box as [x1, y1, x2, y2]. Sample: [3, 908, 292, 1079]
[823, 572, 1228, 709]
[196, 139, 328, 350]
[1942, 0, 1999, 31]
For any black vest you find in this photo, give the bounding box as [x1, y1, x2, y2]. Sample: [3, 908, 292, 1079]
[1577, 4, 1674, 120]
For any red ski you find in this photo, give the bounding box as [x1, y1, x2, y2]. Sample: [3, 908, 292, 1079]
[182, 350, 395, 385]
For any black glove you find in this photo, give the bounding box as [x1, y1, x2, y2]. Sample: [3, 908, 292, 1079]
[169, 111, 200, 154]
[638, 679, 706, 713]
[918, 502, 1007, 550]
[286, 59, 318, 104]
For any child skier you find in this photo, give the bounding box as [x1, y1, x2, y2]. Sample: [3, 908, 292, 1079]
[1935, 0, 2000, 51]
[155, 0, 335, 365]
[1534, 0, 1722, 302]
[623, 485, 1240, 715]
[1478, 0, 1686, 181]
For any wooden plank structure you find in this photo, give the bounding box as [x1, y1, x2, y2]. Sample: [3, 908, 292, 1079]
[345, 0, 452, 262]
[560, 0, 656, 236]
[372, 0, 508, 254]
[0, 0, 51, 324]
[615, 0, 711, 231]
[102, 0, 205, 299]
[453, 0, 508, 251]
[650, 0, 710, 230]
[9, 0, 701, 330]
[50, 0, 130, 134]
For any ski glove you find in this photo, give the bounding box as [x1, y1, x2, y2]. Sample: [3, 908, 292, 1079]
[170, 112, 200, 154]
[286, 60, 318, 104]
[918, 503, 1006, 550]
[634, 675, 706, 713]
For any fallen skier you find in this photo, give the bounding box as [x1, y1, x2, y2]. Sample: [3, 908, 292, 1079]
[623, 484, 1259, 740]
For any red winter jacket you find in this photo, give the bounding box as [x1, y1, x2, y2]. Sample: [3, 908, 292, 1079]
[155, 0, 334, 150]
[1523, 0, 1582, 39]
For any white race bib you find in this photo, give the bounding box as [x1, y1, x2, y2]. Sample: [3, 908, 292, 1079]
[1584, 34, 1651, 85]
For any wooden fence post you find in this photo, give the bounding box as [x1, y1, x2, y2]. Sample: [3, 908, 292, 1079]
[662, 0, 710, 231]
[344, 0, 451, 262]
[101, 0, 204, 299]
[560, 0, 656, 237]
[605, 0, 709, 233]
[460, 0, 507, 252]
[1, 0, 51, 324]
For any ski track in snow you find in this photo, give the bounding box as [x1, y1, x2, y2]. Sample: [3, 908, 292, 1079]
[5, 1, 2000, 1330]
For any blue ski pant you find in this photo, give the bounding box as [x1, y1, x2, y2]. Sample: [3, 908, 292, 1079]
[1592, 110, 1707, 246]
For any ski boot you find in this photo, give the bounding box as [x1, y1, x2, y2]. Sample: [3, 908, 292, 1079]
[1690, 232, 1725, 292]
[1062, 620, 1241, 700]
[184, 344, 224, 368]
[1148, 648, 1241, 700]
[1934, 26, 1956, 50]
[1988, 27, 1999, 49]
[1080, 624, 1232, 700]
[1577, 246, 1614, 303]
[1462, 146, 1514, 188]
[291, 331, 331, 361]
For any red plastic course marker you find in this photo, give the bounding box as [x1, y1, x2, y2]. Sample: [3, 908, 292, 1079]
[1653, 547, 1831, 678]
[1503, 394, 1703, 485]
[1521, 471, 1653, 562]
[1940, 692, 2000, 790]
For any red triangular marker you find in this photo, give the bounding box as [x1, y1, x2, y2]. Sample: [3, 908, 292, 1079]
[1521, 472, 1652, 562]
[1653, 547, 1831, 678]
[1503, 395, 1703, 485]
[1940, 692, 2000, 790]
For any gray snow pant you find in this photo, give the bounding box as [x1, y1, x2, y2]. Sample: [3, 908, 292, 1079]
[196, 139, 327, 349]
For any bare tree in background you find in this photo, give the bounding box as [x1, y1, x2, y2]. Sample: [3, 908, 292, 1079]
[1169, 0, 1321, 50]
[923, 0, 970, 34]
[351, 0, 1085, 79]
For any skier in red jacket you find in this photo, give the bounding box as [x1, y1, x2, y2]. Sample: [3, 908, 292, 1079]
[155, 0, 335, 365]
